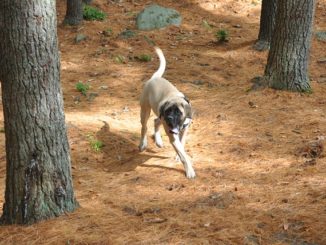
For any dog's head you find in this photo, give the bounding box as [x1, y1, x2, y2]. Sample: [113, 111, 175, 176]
[159, 98, 192, 134]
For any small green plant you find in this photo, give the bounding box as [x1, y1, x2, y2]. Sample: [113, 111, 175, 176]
[103, 28, 113, 37]
[90, 140, 104, 152]
[76, 81, 90, 96]
[202, 20, 213, 30]
[114, 55, 126, 64]
[87, 133, 104, 152]
[137, 54, 152, 62]
[83, 5, 107, 21]
[216, 29, 229, 42]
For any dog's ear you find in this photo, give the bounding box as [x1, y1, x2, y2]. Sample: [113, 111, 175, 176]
[183, 96, 190, 104]
[183, 103, 193, 119]
[159, 101, 170, 119]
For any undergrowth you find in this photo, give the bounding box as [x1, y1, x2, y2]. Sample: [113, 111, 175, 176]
[83, 5, 107, 21]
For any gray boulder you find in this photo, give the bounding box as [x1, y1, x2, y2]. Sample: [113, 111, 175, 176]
[136, 4, 182, 31]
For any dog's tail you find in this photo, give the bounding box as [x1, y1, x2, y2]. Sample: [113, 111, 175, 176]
[150, 47, 166, 80]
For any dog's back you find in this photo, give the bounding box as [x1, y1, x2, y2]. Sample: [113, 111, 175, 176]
[141, 47, 183, 115]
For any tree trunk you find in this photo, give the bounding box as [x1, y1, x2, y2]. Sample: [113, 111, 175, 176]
[64, 0, 83, 26]
[264, 0, 316, 92]
[0, 0, 78, 225]
[83, 0, 93, 4]
[253, 0, 277, 51]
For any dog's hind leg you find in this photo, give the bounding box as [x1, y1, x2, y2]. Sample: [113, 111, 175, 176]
[154, 118, 164, 148]
[139, 105, 151, 152]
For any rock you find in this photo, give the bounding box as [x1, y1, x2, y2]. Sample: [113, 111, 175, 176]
[317, 57, 326, 63]
[87, 92, 99, 101]
[136, 4, 182, 30]
[75, 34, 87, 43]
[233, 24, 242, 28]
[315, 31, 326, 41]
[192, 80, 205, 85]
[99, 85, 109, 90]
[118, 29, 136, 39]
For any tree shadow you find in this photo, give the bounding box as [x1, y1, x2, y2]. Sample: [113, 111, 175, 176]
[96, 121, 183, 174]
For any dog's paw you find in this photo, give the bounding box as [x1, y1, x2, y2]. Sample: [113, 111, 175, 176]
[185, 168, 196, 179]
[138, 142, 147, 152]
[154, 133, 163, 148]
[155, 138, 164, 148]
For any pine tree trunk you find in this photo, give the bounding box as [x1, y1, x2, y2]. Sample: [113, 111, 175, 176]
[253, 0, 277, 51]
[0, 0, 78, 225]
[264, 0, 316, 92]
[64, 0, 83, 26]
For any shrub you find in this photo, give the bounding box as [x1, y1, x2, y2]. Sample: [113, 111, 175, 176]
[137, 54, 152, 62]
[76, 81, 90, 96]
[83, 5, 107, 21]
[216, 29, 229, 42]
[114, 55, 126, 64]
[90, 140, 104, 152]
[103, 28, 113, 37]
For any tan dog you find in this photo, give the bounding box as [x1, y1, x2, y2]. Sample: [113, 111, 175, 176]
[139, 47, 196, 179]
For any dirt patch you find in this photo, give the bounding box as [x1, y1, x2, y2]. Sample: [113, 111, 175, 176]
[0, 0, 326, 244]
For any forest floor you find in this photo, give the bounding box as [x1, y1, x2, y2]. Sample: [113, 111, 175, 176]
[1, 0, 326, 244]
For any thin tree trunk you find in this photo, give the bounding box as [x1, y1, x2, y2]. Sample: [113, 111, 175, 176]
[0, 0, 78, 224]
[253, 0, 277, 51]
[264, 0, 316, 92]
[64, 0, 83, 26]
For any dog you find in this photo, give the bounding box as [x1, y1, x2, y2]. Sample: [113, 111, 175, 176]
[139, 47, 196, 179]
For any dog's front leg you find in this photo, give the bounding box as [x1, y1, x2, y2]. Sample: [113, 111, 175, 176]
[180, 125, 189, 147]
[175, 124, 190, 161]
[168, 132, 196, 179]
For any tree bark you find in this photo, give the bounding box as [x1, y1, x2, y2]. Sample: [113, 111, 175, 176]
[83, 0, 93, 4]
[64, 0, 83, 26]
[0, 0, 78, 225]
[264, 0, 316, 92]
[253, 0, 277, 51]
